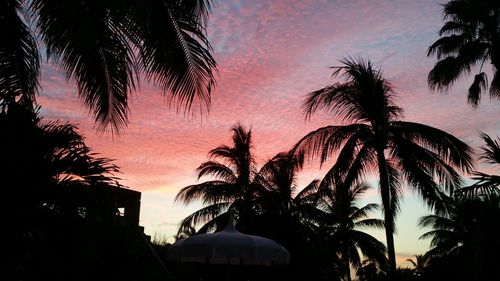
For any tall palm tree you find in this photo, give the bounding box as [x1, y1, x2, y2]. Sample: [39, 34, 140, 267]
[293, 57, 474, 274]
[1, 0, 217, 133]
[175, 124, 260, 234]
[457, 133, 500, 198]
[427, 0, 500, 106]
[315, 172, 386, 281]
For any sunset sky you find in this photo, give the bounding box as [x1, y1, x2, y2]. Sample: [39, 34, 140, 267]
[37, 0, 499, 263]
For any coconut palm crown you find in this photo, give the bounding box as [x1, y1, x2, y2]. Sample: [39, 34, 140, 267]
[293, 57, 474, 274]
[175, 124, 260, 234]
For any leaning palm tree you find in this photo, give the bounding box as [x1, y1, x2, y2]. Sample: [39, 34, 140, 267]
[456, 133, 500, 198]
[1, 0, 217, 133]
[293, 57, 474, 274]
[316, 172, 386, 281]
[175, 124, 259, 234]
[427, 0, 500, 106]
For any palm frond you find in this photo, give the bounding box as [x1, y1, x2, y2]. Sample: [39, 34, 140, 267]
[334, 143, 377, 190]
[418, 213, 444, 227]
[391, 121, 474, 174]
[257, 152, 298, 195]
[0, 0, 39, 104]
[351, 230, 387, 263]
[32, 0, 137, 134]
[438, 21, 469, 36]
[391, 142, 453, 214]
[478, 132, 500, 165]
[351, 203, 380, 221]
[295, 179, 320, 201]
[136, 0, 216, 115]
[208, 145, 237, 162]
[175, 181, 238, 205]
[197, 211, 231, 233]
[177, 202, 230, 234]
[468, 72, 488, 106]
[457, 172, 500, 199]
[179, 0, 214, 26]
[427, 34, 468, 59]
[428, 56, 472, 91]
[354, 218, 385, 229]
[491, 70, 500, 99]
[196, 161, 237, 182]
[291, 124, 369, 166]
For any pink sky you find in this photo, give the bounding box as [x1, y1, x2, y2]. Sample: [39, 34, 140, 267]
[37, 0, 499, 261]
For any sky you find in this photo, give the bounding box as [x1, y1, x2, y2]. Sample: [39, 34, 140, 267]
[37, 0, 499, 264]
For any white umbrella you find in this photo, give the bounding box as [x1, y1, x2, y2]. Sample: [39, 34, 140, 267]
[167, 219, 290, 266]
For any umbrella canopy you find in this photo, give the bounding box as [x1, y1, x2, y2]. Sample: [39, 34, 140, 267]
[168, 220, 290, 265]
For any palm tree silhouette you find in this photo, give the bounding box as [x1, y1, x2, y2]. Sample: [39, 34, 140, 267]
[316, 179, 386, 281]
[293, 57, 474, 275]
[1, 0, 217, 133]
[175, 124, 260, 234]
[428, 0, 500, 106]
[253, 152, 321, 236]
[419, 195, 500, 280]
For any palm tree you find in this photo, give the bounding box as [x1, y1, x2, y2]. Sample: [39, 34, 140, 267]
[457, 133, 500, 198]
[1, 0, 217, 133]
[251, 153, 347, 281]
[316, 175, 386, 281]
[175, 124, 260, 234]
[253, 153, 321, 236]
[427, 0, 500, 106]
[419, 195, 500, 280]
[293, 57, 474, 274]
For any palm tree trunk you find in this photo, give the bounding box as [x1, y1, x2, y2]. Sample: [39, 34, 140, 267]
[376, 149, 397, 276]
